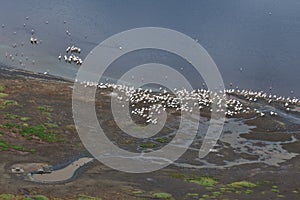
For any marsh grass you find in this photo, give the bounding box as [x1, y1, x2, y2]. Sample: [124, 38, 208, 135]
[152, 192, 172, 199]
[0, 140, 33, 152]
[0, 93, 8, 98]
[20, 125, 57, 143]
[186, 176, 218, 187]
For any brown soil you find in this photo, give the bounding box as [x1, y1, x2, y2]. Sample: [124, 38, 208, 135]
[0, 68, 299, 200]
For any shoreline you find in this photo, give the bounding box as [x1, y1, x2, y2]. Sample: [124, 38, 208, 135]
[0, 64, 72, 83]
[0, 65, 299, 199]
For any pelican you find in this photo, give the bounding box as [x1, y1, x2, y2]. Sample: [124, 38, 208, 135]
[66, 46, 71, 53]
[66, 30, 71, 36]
[30, 36, 38, 44]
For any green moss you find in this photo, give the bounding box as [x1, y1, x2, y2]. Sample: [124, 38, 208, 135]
[220, 187, 229, 192]
[77, 194, 101, 200]
[20, 117, 31, 121]
[0, 93, 8, 98]
[152, 192, 172, 199]
[3, 100, 18, 106]
[155, 137, 168, 143]
[132, 190, 143, 195]
[20, 125, 57, 143]
[277, 194, 285, 198]
[3, 122, 18, 128]
[235, 191, 242, 194]
[272, 185, 278, 189]
[186, 176, 218, 187]
[140, 142, 157, 148]
[44, 122, 58, 128]
[170, 173, 186, 179]
[0, 85, 4, 92]
[245, 189, 253, 194]
[0, 194, 15, 200]
[226, 181, 257, 189]
[37, 106, 53, 113]
[31, 195, 49, 200]
[4, 113, 18, 119]
[212, 191, 221, 197]
[271, 189, 280, 193]
[186, 193, 198, 197]
[0, 139, 32, 152]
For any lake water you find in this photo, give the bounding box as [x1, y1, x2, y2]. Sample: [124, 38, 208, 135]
[0, 0, 299, 96]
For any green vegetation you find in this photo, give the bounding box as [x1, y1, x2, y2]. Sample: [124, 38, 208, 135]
[0, 85, 4, 92]
[245, 189, 253, 194]
[186, 193, 198, 197]
[37, 105, 53, 113]
[171, 174, 218, 187]
[0, 139, 33, 152]
[31, 195, 49, 200]
[0, 194, 16, 200]
[0, 194, 44, 200]
[20, 117, 31, 121]
[212, 191, 221, 197]
[77, 195, 102, 200]
[0, 93, 8, 98]
[226, 181, 257, 189]
[271, 188, 280, 193]
[140, 142, 157, 148]
[170, 173, 186, 179]
[152, 192, 172, 199]
[20, 125, 57, 143]
[0, 194, 102, 200]
[3, 122, 18, 129]
[4, 113, 18, 119]
[186, 176, 218, 187]
[44, 122, 58, 128]
[155, 137, 168, 143]
[132, 190, 144, 195]
[201, 194, 210, 199]
[3, 100, 18, 106]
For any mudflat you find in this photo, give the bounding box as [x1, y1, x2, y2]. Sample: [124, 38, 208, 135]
[0, 68, 299, 200]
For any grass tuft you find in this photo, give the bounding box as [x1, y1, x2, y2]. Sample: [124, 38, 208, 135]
[226, 181, 257, 189]
[152, 192, 172, 199]
[186, 176, 218, 187]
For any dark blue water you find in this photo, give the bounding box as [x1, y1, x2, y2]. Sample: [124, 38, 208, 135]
[0, 0, 299, 96]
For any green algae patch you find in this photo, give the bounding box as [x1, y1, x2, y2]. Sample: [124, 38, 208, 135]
[152, 192, 172, 199]
[186, 176, 218, 187]
[226, 181, 257, 189]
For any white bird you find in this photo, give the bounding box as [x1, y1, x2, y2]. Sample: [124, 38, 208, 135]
[30, 36, 38, 44]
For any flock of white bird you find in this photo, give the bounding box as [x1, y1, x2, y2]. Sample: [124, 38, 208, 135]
[1, 17, 83, 71]
[58, 45, 83, 65]
[77, 81, 299, 124]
